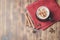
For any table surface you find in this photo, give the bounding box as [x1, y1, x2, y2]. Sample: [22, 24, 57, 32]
[0, 0, 60, 40]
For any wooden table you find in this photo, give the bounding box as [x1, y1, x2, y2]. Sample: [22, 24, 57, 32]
[0, 0, 60, 40]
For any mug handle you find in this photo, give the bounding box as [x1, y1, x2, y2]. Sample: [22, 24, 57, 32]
[48, 16, 54, 21]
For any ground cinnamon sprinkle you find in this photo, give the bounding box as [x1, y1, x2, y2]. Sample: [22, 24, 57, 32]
[39, 9, 47, 18]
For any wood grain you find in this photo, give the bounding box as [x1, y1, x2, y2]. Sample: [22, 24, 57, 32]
[0, 0, 60, 40]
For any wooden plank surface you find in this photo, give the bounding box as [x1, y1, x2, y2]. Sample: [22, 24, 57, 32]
[0, 0, 60, 40]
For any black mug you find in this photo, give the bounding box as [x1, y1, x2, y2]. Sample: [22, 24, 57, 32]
[36, 6, 53, 22]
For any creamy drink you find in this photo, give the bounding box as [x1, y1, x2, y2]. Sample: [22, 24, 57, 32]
[36, 6, 50, 20]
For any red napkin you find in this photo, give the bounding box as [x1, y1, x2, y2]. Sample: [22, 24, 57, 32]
[26, 0, 60, 30]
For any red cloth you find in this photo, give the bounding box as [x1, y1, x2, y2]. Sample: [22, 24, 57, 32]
[26, 0, 60, 30]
